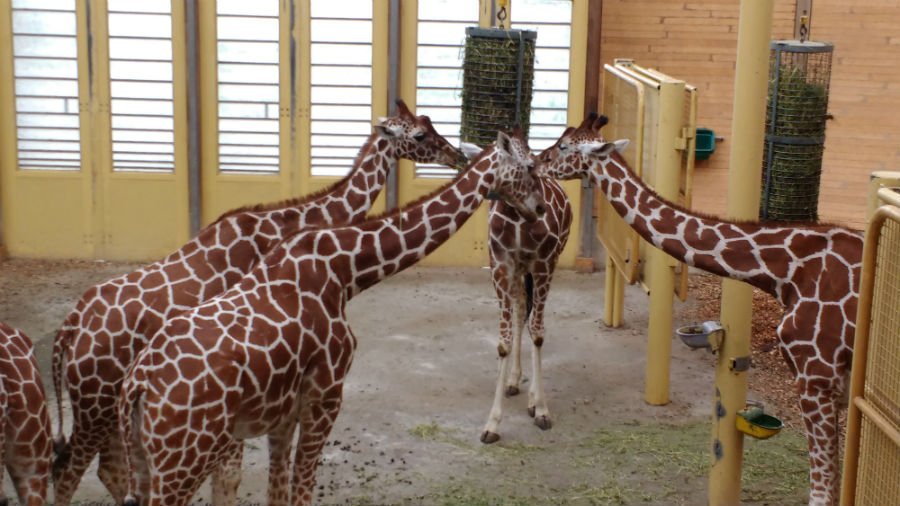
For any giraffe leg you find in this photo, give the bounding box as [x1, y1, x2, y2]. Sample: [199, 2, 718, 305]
[798, 383, 842, 506]
[145, 454, 220, 506]
[6, 425, 52, 506]
[491, 262, 522, 397]
[291, 390, 344, 506]
[97, 429, 129, 503]
[482, 270, 524, 444]
[526, 271, 553, 431]
[266, 423, 295, 506]
[52, 417, 109, 506]
[505, 273, 525, 398]
[210, 440, 244, 506]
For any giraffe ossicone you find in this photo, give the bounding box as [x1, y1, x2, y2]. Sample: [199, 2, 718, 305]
[49, 100, 463, 506]
[540, 114, 862, 506]
[117, 129, 543, 506]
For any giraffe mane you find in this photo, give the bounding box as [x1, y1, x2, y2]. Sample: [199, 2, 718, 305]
[212, 132, 380, 223]
[606, 151, 859, 232]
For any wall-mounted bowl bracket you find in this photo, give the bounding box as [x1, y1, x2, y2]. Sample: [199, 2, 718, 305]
[675, 321, 724, 353]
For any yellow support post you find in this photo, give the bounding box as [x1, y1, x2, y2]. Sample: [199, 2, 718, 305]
[0, 0, 14, 258]
[709, 1, 773, 504]
[292, 0, 311, 198]
[643, 79, 685, 406]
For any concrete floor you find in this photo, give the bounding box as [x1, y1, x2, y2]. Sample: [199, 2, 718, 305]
[0, 259, 806, 505]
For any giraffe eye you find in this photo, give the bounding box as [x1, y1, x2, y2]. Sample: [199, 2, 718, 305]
[413, 132, 426, 142]
[559, 143, 569, 151]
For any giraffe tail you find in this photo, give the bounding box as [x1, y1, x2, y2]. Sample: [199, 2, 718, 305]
[524, 273, 534, 323]
[51, 325, 74, 455]
[119, 380, 145, 506]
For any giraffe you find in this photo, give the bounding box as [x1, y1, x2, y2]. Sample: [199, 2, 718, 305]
[539, 114, 862, 506]
[0, 322, 53, 506]
[116, 130, 544, 506]
[467, 129, 573, 444]
[49, 99, 465, 505]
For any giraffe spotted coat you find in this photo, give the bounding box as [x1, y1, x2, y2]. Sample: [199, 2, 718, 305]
[50, 100, 464, 506]
[0, 322, 52, 506]
[117, 131, 544, 506]
[540, 114, 862, 506]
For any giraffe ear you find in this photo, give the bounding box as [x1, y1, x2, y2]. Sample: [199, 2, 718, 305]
[496, 131, 513, 157]
[374, 124, 398, 139]
[459, 142, 482, 161]
[587, 139, 629, 156]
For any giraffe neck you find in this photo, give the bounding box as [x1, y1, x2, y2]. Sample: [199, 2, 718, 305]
[350, 149, 499, 295]
[298, 147, 500, 298]
[593, 154, 824, 296]
[279, 134, 394, 229]
[315, 135, 395, 223]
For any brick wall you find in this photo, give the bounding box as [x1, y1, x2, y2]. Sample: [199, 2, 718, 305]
[600, 0, 899, 230]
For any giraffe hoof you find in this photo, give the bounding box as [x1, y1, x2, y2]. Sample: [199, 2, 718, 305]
[480, 431, 501, 444]
[505, 385, 520, 397]
[527, 406, 535, 417]
[534, 415, 553, 431]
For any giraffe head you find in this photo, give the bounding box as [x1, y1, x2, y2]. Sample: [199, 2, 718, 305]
[481, 127, 546, 222]
[374, 99, 468, 169]
[537, 113, 628, 178]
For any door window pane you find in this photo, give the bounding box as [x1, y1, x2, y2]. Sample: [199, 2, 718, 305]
[217, 0, 279, 173]
[12, 0, 81, 171]
[107, 1, 175, 172]
[415, 0, 478, 178]
[309, 0, 373, 177]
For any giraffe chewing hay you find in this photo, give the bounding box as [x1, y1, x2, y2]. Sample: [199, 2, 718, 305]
[0, 322, 52, 506]
[117, 130, 544, 506]
[539, 114, 862, 506]
[50, 100, 464, 506]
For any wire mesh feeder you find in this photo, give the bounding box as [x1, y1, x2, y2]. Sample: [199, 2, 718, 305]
[460, 27, 536, 147]
[760, 40, 833, 221]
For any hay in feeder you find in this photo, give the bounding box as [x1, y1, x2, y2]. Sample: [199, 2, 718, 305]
[760, 40, 833, 221]
[460, 28, 536, 147]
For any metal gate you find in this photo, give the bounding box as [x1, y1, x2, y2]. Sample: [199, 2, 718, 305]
[840, 182, 900, 506]
[598, 59, 697, 404]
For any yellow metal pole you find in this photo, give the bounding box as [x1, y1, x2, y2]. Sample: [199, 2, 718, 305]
[369, 0, 389, 214]
[197, 0, 218, 226]
[88, 0, 112, 258]
[0, 0, 14, 257]
[709, 1, 773, 504]
[643, 79, 685, 406]
[396, 0, 418, 200]
[170, 0, 191, 245]
[559, 0, 587, 268]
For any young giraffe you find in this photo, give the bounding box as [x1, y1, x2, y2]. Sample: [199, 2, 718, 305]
[116, 130, 544, 506]
[540, 114, 862, 506]
[0, 322, 53, 506]
[49, 99, 464, 505]
[468, 129, 573, 444]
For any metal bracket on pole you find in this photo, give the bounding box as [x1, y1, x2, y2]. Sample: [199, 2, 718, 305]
[729, 356, 752, 373]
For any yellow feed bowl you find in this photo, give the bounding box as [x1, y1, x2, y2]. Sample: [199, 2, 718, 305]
[736, 407, 783, 440]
